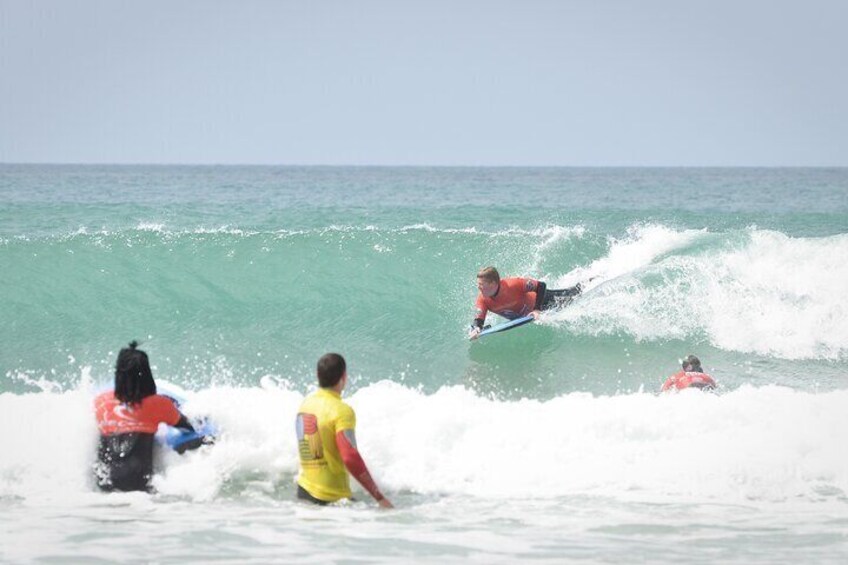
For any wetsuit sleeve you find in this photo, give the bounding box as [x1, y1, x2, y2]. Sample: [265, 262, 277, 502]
[174, 414, 196, 433]
[150, 395, 182, 426]
[533, 281, 547, 310]
[473, 294, 488, 327]
[335, 430, 386, 502]
[661, 371, 683, 392]
[520, 278, 539, 292]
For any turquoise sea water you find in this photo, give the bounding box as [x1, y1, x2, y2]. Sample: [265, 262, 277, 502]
[2, 165, 847, 563]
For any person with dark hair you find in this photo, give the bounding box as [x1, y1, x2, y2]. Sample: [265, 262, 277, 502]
[93, 341, 197, 492]
[295, 353, 393, 508]
[468, 266, 583, 339]
[661, 354, 717, 392]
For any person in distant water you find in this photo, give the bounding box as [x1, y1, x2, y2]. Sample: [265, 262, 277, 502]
[93, 341, 198, 492]
[468, 266, 583, 339]
[295, 353, 393, 508]
[661, 355, 717, 392]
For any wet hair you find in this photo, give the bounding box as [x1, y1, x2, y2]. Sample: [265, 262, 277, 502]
[682, 354, 702, 373]
[317, 353, 346, 388]
[114, 341, 157, 404]
[477, 266, 500, 284]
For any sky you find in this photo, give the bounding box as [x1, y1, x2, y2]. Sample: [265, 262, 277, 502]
[1, 0, 846, 166]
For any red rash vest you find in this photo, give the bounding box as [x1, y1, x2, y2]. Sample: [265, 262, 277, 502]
[661, 371, 717, 392]
[475, 277, 541, 321]
[95, 391, 181, 435]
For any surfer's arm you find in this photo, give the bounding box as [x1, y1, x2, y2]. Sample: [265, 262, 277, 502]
[174, 414, 196, 433]
[469, 319, 484, 340]
[533, 281, 547, 311]
[336, 429, 393, 508]
[470, 301, 487, 339]
[153, 395, 195, 433]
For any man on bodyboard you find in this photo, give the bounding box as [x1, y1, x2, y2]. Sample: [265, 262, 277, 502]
[468, 266, 583, 340]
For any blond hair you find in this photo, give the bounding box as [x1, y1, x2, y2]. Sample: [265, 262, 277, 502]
[477, 266, 500, 283]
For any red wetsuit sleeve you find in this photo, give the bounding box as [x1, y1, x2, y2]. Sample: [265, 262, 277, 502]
[695, 373, 717, 389]
[662, 371, 685, 391]
[335, 430, 385, 502]
[474, 294, 488, 323]
[148, 395, 182, 426]
[513, 278, 539, 314]
[512, 277, 539, 294]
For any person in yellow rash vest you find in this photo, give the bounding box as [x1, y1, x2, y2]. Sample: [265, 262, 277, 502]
[295, 353, 393, 508]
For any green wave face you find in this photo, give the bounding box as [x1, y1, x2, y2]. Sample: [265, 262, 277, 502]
[2, 166, 847, 397]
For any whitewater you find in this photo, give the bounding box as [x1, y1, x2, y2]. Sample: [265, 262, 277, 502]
[1, 165, 847, 563]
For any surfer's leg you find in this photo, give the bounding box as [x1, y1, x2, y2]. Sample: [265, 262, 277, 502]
[540, 283, 582, 310]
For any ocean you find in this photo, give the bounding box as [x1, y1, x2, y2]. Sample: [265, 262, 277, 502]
[1, 165, 847, 563]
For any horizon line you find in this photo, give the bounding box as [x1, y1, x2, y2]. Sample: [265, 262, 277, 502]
[2, 161, 847, 169]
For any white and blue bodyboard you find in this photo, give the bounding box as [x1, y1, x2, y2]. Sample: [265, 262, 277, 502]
[478, 315, 535, 338]
[156, 387, 216, 451]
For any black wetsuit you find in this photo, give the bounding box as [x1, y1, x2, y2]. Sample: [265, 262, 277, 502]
[95, 433, 157, 492]
[297, 484, 329, 505]
[94, 414, 196, 492]
[534, 282, 583, 311]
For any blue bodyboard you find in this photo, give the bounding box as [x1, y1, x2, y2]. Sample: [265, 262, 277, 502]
[478, 315, 535, 338]
[156, 388, 217, 451]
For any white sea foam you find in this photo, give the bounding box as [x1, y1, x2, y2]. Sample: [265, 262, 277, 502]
[2, 380, 846, 505]
[136, 222, 167, 232]
[26, 222, 591, 243]
[549, 226, 848, 360]
[554, 223, 706, 289]
[524, 225, 587, 274]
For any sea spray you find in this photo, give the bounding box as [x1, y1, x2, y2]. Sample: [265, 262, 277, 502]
[3, 379, 847, 504]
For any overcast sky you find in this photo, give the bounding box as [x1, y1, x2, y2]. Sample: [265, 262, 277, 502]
[1, 0, 846, 166]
